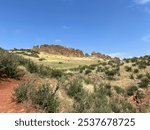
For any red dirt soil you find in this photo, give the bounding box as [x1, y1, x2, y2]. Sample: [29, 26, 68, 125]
[0, 79, 36, 113]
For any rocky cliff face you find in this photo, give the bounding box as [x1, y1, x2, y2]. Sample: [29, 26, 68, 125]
[33, 44, 84, 57]
[91, 51, 112, 59]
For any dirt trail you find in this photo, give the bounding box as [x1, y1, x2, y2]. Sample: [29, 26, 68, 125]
[0, 79, 35, 113]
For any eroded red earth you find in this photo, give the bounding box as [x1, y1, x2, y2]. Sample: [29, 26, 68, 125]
[0, 79, 36, 113]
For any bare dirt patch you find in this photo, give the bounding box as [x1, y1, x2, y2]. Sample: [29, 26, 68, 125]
[0, 79, 36, 113]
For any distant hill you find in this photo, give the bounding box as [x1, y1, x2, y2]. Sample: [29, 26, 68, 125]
[32, 44, 84, 57]
[32, 44, 113, 59]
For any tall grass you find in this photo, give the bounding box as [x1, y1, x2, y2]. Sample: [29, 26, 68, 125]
[14, 82, 59, 113]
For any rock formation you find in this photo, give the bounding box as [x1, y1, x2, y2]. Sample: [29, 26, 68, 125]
[33, 44, 84, 57]
[91, 51, 112, 59]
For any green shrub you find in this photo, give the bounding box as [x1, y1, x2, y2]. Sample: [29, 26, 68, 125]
[12, 48, 39, 58]
[0, 48, 63, 79]
[94, 84, 112, 97]
[96, 66, 102, 72]
[138, 62, 146, 69]
[127, 86, 138, 96]
[14, 82, 59, 113]
[67, 79, 84, 102]
[130, 74, 134, 79]
[133, 69, 139, 74]
[145, 73, 150, 79]
[114, 86, 125, 95]
[39, 58, 46, 61]
[0, 51, 20, 78]
[26, 60, 39, 73]
[137, 74, 143, 79]
[122, 102, 136, 113]
[124, 66, 132, 72]
[30, 84, 59, 113]
[58, 62, 63, 64]
[139, 77, 149, 88]
[110, 98, 136, 113]
[105, 69, 117, 76]
[51, 69, 63, 79]
[14, 82, 32, 103]
[73, 84, 136, 113]
[135, 90, 144, 100]
[131, 57, 138, 63]
[85, 69, 92, 75]
[123, 58, 130, 63]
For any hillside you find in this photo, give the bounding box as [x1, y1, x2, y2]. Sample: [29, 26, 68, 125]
[0, 46, 150, 113]
[33, 44, 84, 57]
[10, 45, 110, 69]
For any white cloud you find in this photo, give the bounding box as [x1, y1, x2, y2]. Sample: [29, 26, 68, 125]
[54, 39, 62, 43]
[62, 25, 70, 29]
[108, 52, 132, 58]
[142, 34, 150, 42]
[133, 0, 150, 4]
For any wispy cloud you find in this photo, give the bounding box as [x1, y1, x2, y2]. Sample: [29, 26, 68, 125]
[54, 39, 62, 43]
[133, 0, 150, 5]
[142, 34, 150, 42]
[108, 52, 132, 58]
[62, 25, 70, 29]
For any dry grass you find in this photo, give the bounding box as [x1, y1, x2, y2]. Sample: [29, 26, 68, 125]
[18, 52, 100, 69]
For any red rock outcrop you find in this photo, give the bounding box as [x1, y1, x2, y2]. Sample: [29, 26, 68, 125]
[91, 51, 112, 59]
[33, 44, 84, 57]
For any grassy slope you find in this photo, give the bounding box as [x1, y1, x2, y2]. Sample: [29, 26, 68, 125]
[9, 49, 150, 112]
[15, 51, 101, 69]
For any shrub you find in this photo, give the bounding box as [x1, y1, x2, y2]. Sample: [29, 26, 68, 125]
[26, 60, 39, 73]
[127, 86, 138, 96]
[51, 69, 63, 79]
[85, 53, 89, 57]
[58, 62, 63, 64]
[137, 74, 143, 79]
[30, 84, 59, 113]
[114, 86, 125, 95]
[67, 79, 84, 102]
[83, 77, 92, 84]
[14, 82, 59, 113]
[14, 82, 32, 103]
[0, 48, 63, 79]
[130, 74, 134, 79]
[124, 66, 132, 72]
[123, 58, 130, 63]
[94, 84, 112, 97]
[0, 51, 20, 78]
[135, 90, 144, 100]
[12, 48, 39, 58]
[85, 69, 92, 75]
[96, 66, 102, 72]
[73, 92, 94, 113]
[145, 73, 150, 79]
[133, 69, 139, 74]
[110, 98, 136, 113]
[105, 69, 117, 76]
[139, 77, 149, 88]
[39, 58, 46, 61]
[138, 62, 146, 69]
[131, 57, 138, 63]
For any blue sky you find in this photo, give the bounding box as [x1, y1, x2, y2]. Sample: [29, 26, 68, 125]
[1, 0, 150, 58]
